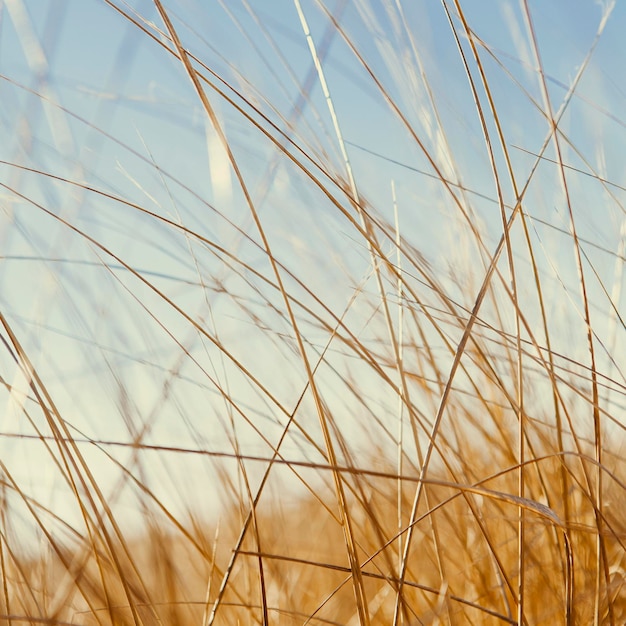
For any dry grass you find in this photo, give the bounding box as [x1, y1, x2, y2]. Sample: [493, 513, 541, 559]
[0, 1, 625, 624]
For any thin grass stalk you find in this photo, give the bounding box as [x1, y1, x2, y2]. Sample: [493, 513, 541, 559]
[519, 4, 612, 622]
[606, 221, 626, 389]
[444, 1, 528, 619]
[392, 180, 406, 620]
[0, 486, 13, 626]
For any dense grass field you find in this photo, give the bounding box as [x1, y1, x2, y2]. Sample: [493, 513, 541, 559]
[1, 0, 625, 624]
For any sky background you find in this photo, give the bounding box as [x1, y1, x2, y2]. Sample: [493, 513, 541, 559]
[0, 0, 625, 533]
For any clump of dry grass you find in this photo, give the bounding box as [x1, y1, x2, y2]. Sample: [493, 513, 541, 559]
[0, 1, 625, 624]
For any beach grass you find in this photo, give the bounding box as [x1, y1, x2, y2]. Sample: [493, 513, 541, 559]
[0, 1, 625, 624]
